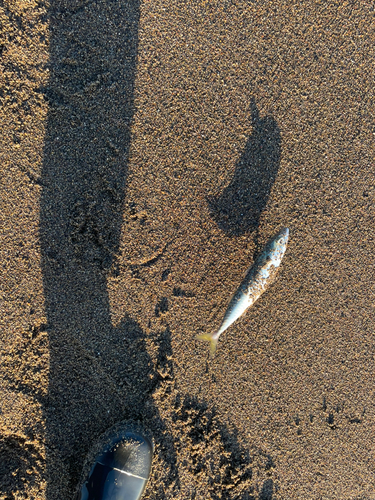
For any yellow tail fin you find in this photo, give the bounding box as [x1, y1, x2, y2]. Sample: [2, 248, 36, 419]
[196, 332, 218, 357]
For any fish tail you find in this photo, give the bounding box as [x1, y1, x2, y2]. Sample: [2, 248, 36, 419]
[196, 331, 219, 357]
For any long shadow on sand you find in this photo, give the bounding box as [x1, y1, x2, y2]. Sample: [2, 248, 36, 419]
[208, 98, 281, 241]
[38, 2, 278, 499]
[38, 1, 180, 498]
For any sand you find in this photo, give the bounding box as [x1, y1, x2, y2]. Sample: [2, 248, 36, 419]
[1, 1, 375, 499]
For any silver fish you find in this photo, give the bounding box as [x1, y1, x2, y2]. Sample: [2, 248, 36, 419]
[197, 227, 289, 355]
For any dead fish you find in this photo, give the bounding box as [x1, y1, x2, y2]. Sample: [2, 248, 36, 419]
[197, 227, 289, 356]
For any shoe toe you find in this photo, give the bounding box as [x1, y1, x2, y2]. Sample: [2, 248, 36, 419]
[77, 428, 153, 500]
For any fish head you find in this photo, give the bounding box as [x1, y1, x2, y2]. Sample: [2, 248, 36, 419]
[267, 227, 289, 263]
[273, 227, 289, 248]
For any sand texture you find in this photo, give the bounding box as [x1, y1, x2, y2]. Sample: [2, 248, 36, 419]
[1, 1, 375, 499]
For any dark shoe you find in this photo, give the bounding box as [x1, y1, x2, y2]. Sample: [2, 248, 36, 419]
[75, 423, 153, 500]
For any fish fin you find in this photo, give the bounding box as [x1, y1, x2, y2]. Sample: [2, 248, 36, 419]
[196, 332, 219, 357]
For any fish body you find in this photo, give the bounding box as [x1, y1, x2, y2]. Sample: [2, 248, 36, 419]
[198, 227, 289, 355]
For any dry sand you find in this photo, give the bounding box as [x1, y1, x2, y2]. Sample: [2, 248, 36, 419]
[1, 1, 375, 499]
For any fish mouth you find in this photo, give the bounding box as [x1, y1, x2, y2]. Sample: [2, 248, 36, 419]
[276, 227, 289, 242]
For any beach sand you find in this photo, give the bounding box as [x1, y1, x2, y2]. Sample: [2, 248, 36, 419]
[1, 1, 375, 499]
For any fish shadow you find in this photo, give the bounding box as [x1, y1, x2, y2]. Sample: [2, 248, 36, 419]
[207, 98, 281, 238]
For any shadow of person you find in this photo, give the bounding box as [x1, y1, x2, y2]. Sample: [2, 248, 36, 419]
[38, 3, 280, 497]
[39, 1, 178, 498]
[207, 98, 281, 238]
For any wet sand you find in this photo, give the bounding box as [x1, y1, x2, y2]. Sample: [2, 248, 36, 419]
[1, 1, 375, 499]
